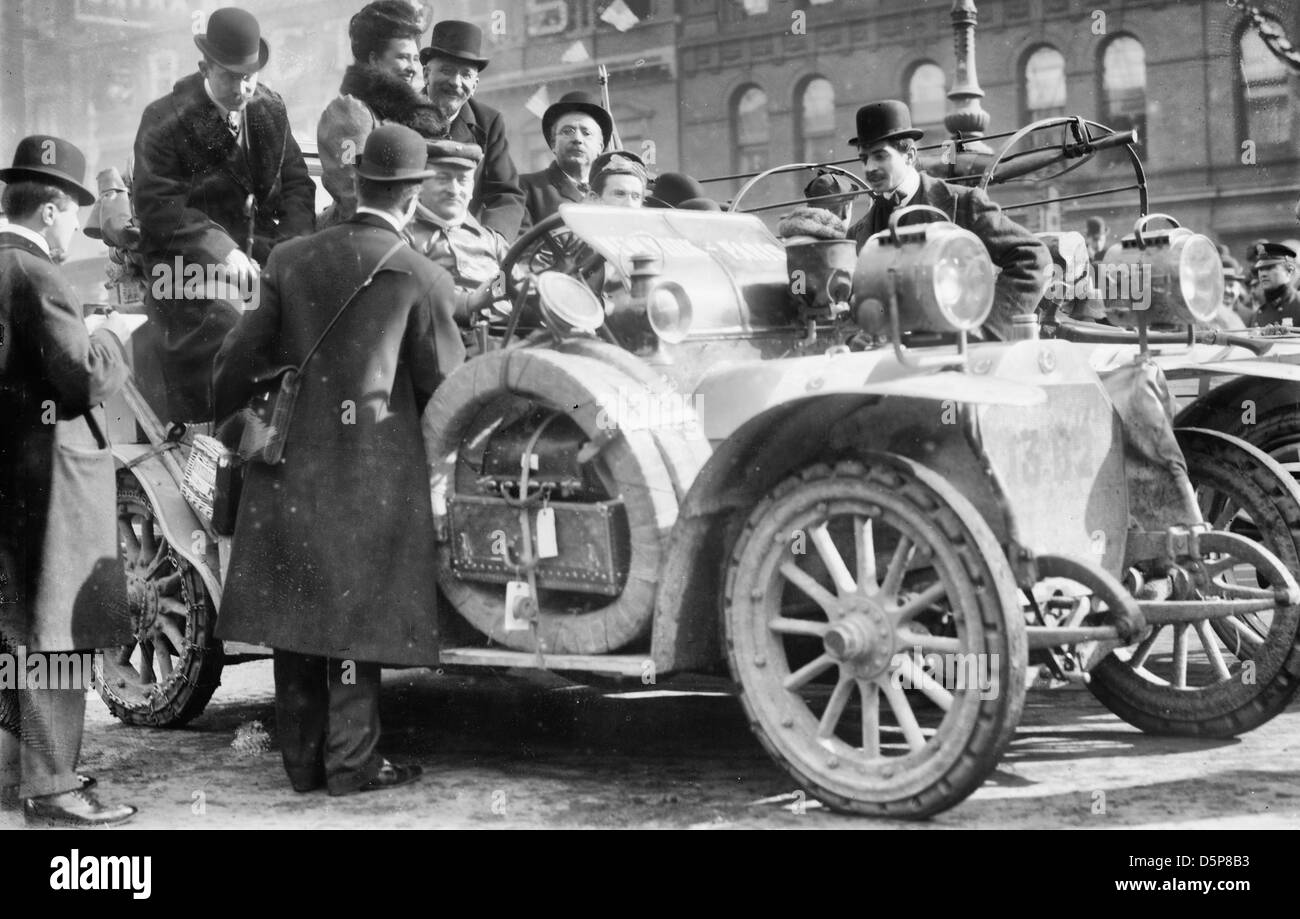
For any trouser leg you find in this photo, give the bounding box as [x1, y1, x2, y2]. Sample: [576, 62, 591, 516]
[17, 686, 84, 800]
[323, 659, 382, 794]
[0, 721, 18, 805]
[145, 292, 241, 424]
[272, 649, 328, 791]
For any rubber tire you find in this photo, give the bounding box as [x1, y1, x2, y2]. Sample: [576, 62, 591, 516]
[723, 457, 1027, 819]
[94, 474, 223, 727]
[423, 348, 679, 654]
[1087, 428, 1300, 736]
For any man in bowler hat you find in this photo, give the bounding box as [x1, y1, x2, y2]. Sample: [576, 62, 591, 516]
[518, 91, 613, 230]
[1250, 242, 1300, 327]
[420, 20, 525, 240]
[132, 6, 315, 423]
[0, 135, 138, 825]
[213, 125, 464, 796]
[848, 100, 1049, 338]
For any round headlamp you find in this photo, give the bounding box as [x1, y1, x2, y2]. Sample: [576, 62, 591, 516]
[646, 283, 693, 343]
[1098, 214, 1224, 327]
[851, 207, 995, 336]
[535, 271, 606, 337]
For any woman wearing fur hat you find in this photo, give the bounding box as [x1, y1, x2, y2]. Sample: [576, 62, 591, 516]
[316, 1, 447, 225]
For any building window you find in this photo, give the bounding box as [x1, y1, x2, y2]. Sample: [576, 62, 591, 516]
[1099, 35, 1146, 162]
[906, 61, 947, 135]
[1238, 25, 1292, 149]
[1022, 45, 1067, 123]
[797, 77, 836, 164]
[733, 85, 769, 174]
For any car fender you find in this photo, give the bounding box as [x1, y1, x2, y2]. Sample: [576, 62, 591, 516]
[113, 444, 223, 608]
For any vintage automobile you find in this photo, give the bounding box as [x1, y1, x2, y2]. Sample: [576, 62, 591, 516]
[89, 119, 1300, 819]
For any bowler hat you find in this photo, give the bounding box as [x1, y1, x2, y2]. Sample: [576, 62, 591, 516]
[848, 100, 923, 148]
[419, 20, 489, 70]
[647, 172, 711, 209]
[356, 124, 438, 182]
[0, 135, 95, 206]
[194, 7, 269, 75]
[426, 139, 483, 170]
[1254, 242, 1297, 266]
[542, 91, 614, 149]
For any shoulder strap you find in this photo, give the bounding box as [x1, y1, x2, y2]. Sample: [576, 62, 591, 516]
[297, 237, 407, 371]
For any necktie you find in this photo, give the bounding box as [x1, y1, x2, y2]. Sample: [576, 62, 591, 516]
[226, 111, 240, 138]
[869, 188, 909, 236]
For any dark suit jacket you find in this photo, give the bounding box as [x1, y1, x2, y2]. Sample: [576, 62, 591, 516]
[0, 232, 132, 651]
[212, 214, 465, 665]
[519, 161, 587, 233]
[851, 173, 1050, 338]
[133, 72, 316, 267]
[449, 98, 526, 242]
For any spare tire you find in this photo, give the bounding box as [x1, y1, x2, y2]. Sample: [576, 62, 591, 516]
[422, 348, 679, 654]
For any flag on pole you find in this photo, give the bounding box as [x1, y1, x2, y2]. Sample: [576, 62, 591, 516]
[600, 0, 640, 32]
[525, 84, 551, 119]
[561, 40, 591, 64]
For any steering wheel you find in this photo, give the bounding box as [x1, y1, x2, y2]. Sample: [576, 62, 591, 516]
[729, 162, 870, 214]
[501, 212, 602, 292]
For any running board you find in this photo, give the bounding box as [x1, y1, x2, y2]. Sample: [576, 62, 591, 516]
[438, 647, 648, 675]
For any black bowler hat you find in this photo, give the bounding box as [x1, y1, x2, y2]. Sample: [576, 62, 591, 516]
[1254, 242, 1297, 267]
[0, 135, 96, 206]
[194, 7, 269, 75]
[647, 172, 710, 209]
[848, 100, 924, 148]
[419, 20, 489, 70]
[355, 125, 438, 182]
[542, 91, 614, 149]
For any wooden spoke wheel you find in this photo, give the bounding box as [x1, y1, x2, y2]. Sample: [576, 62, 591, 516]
[723, 458, 1026, 819]
[93, 473, 222, 727]
[1088, 428, 1300, 736]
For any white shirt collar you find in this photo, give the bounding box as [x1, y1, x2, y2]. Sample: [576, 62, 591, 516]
[355, 206, 407, 235]
[889, 169, 921, 204]
[0, 223, 52, 256]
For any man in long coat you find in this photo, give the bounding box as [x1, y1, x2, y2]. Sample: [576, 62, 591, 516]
[213, 125, 464, 796]
[0, 135, 137, 825]
[420, 20, 525, 240]
[133, 6, 315, 422]
[848, 100, 1049, 339]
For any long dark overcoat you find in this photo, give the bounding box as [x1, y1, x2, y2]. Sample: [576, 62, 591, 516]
[447, 99, 526, 241]
[0, 233, 133, 651]
[519, 161, 588, 233]
[851, 173, 1050, 339]
[212, 214, 465, 665]
[133, 72, 316, 420]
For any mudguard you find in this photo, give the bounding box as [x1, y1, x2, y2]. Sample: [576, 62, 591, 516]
[112, 444, 223, 608]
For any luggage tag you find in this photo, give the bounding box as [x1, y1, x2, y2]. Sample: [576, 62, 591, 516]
[505, 580, 532, 631]
[535, 500, 558, 560]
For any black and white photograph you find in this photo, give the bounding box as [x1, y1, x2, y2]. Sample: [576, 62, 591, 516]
[0, 0, 1297, 858]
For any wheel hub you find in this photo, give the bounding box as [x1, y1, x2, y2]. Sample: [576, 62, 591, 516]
[125, 572, 159, 633]
[823, 601, 896, 680]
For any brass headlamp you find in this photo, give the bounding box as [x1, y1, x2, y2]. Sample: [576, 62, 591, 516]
[1099, 214, 1223, 327]
[851, 205, 995, 338]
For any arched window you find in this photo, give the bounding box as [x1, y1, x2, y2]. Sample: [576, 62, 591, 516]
[1099, 35, 1147, 157]
[797, 77, 836, 164]
[1023, 45, 1067, 123]
[733, 85, 769, 174]
[906, 61, 947, 135]
[1238, 26, 1292, 148]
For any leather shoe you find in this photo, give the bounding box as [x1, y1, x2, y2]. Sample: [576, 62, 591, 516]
[24, 788, 137, 827]
[328, 759, 422, 796]
[1, 775, 93, 810]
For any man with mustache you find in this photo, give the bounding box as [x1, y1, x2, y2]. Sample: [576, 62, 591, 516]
[317, 1, 447, 226]
[419, 20, 525, 240]
[404, 140, 511, 326]
[518, 91, 612, 231]
[132, 6, 315, 423]
[848, 100, 1048, 339]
